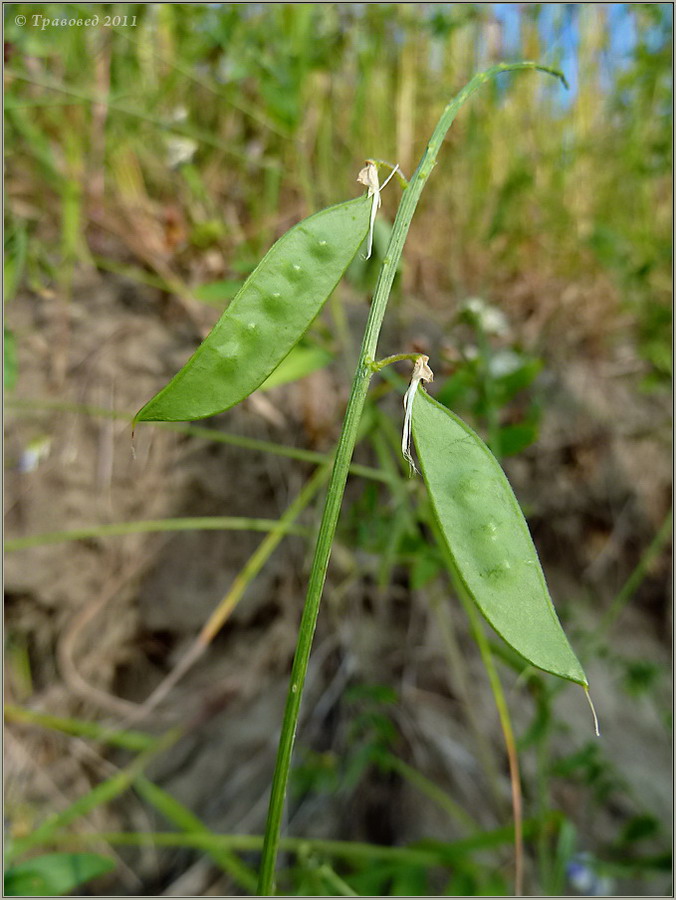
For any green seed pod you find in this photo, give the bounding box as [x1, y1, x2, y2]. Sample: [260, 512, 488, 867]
[412, 387, 587, 687]
[135, 196, 370, 424]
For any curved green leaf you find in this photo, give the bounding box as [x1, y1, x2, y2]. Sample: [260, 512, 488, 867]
[412, 388, 587, 686]
[135, 196, 370, 423]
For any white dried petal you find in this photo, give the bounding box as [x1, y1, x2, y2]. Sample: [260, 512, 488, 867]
[402, 354, 434, 475]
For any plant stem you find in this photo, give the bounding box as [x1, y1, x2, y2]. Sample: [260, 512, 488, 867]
[317, 863, 358, 897]
[598, 508, 672, 634]
[134, 775, 259, 893]
[4, 517, 309, 551]
[461, 595, 524, 896]
[4, 704, 156, 751]
[257, 62, 566, 895]
[382, 753, 478, 833]
[7, 397, 395, 484]
[369, 352, 421, 372]
[428, 512, 524, 895]
[36, 815, 555, 866]
[112, 467, 331, 732]
[198, 467, 330, 644]
[428, 589, 507, 816]
[6, 727, 182, 864]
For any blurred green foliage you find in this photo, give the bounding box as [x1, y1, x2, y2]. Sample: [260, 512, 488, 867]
[4, 3, 672, 383]
[4, 852, 115, 896]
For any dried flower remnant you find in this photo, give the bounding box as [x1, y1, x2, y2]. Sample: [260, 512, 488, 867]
[357, 159, 400, 260]
[402, 354, 433, 474]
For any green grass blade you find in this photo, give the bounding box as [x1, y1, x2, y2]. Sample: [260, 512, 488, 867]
[6, 398, 394, 484]
[30, 814, 558, 866]
[6, 729, 181, 864]
[4, 705, 155, 752]
[5, 517, 308, 552]
[134, 776, 258, 893]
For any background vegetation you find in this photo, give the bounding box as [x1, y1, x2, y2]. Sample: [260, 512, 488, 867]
[4, 3, 672, 896]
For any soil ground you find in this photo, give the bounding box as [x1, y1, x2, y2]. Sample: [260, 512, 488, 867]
[4, 263, 672, 896]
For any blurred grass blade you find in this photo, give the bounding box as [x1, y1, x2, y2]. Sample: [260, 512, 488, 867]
[381, 753, 477, 833]
[6, 729, 181, 864]
[598, 509, 673, 633]
[7, 397, 395, 483]
[134, 776, 257, 892]
[119, 465, 330, 723]
[32, 813, 559, 864]
[4, 328, 18, 390]
[199, 464, 329, 644]
[4, 224, 27, 301]
[4, 705, 155, 752]
[5, 516, 308, 552]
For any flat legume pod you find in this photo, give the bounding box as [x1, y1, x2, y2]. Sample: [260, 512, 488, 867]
[413, 388, 587, 687]
[135, 196, 371, 423]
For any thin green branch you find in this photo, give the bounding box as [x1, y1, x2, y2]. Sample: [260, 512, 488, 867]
[108, 467, 330, 732]
[317, 863, 358, 896]
[368, 158, 410, 188]
[429, 512, 525, 895]
[6, 728, 182, 864]
[461, 595, 525, 896]
[5, 517, 309, 552]
[4, 704, 155, 752]
[7, 70, 280, 168]
[382, 753, 478, 833]
[198, 466, 329, 644]
[598, 509, 672, 634]
[27, 815, 554, 867]
[368, 352, 421, 372]
[133, 776, 258, 893]
[7, 398, 394, 484]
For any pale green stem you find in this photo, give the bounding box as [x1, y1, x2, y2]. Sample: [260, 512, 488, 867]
[368, 352, 421, 372]
[382, 753, 478, 833]
[133, 775, 258, 893]
[428, 511, 525, 895]
[369, 157, 410, 188]
[7, 397, 394, 484]
[26, 815, 552, 866]
[9, 70, 278, 166]
[5, 517, 308, 552]
[460, 594, 525, 897]
[598, 509, 672, 634]
[317, 863, 358, 896]
[112, 467, 330, 732]
[198, 466, 329, 644]
[428, 590, 507, 817]
[6, 728, 182, 864]
[257, 62, 566, 895]
[4, 704, 155, 752]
